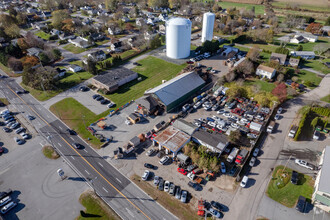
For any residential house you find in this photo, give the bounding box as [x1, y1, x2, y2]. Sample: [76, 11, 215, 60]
[136, 18, 145, 26]
[34, 23, 47, 30]
[321, 26, 330, 36]
[11, 39, 18, 47]
[290, 51, 315, 60]
[270, 52, 287, 65]
[51, 29, 61, 36]
[27, 7, 37, 14]
[82, 18, 93, 25]
[291, 32, 318, 43]
[147, 17, 155, 25]
[98, 3, 105, 9]
[144, 31, 157, 41]
[290, 35, 306, 44]
[158, 13, 168, 22]
[41, 11, 51, 19]
[158, 24, 165, 34]
[55, 68, 66, 78]
[68, 64, 83, 73]
[256, 65, 276, 79]
[88, 50, 106, 61]
[87, 9, 97, 16]
[108, 27, 121, 35]
[312, 146, 330, 212]
[221, 45, 239, 57]
[59, 32, 76, 40]
[90, 33, 105, 41]
[192, 129, 229, 155]
[69, 37, 93, 48]
[27, 47, 43, 57]
[136, 95, 159, 115]
[110, 41, 123, 52]
[121, 17, 130, 23]
[288, 57, 300, 67]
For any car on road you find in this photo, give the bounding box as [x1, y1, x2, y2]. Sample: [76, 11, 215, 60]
[277, 107, 283, 114]
[142, 170, 150, 181]
[249, 157, 256, 167]
[27, 115, 35, 120]
[180, 190, 187, 203]
[159, 156, 169, 165]
[208, 207, 221, 218]
[175, 186, 181, 199]
[144, 163, 155, 169]
[92, 94, 100, 99]
[169, 183, 175, 195]
[177, 168, 188, 175]
[0, 201, 17, 214]
[291, 171, 298, 185]
[240, 176, 249, 187]
[67, 129, 76, 135]
[158, 179, 164, 191]
[15, 90, 22, 94]
[79, 86, 89, 92]
[295, 159, 314, 170]
[210, 201, 223, 211]
[220, 162, 226, 173]
[72, 143, 83, 149]
[146, 149, 155, 156]
[296, 196, 306, 213]
[164, 181, 170, 192]
[253, 148, 260, 157]
[14, 137, 24, 145]
[2, 127, 11, 132]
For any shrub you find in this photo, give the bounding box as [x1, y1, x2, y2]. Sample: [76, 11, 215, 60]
[58, 39, 68, 45]
[49, 35, 58, 40]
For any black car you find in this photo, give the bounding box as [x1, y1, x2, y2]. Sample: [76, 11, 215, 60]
[158, 179, 164, 191]
[144, 163, 155, 169]
[100, 99, 109, 105]
[133, 62, 141, 66]
[79, 86, 89, 92]
[72, 143, 82, 149]
[291, 171, 298, 185]
[92, 94, 100, 99]
[0, 189, 12, 200]
[210, 201, 223, 211]
[15, 90, 22, 94]
[2, 127, 11, 132]
[67, 129, 77, 135]
[27, 115, 35, 120]
[188, 181, 201, 191]
[296, 196, 306, 213]
[96, 96, 104, 101]
[229, 166, 238, 176]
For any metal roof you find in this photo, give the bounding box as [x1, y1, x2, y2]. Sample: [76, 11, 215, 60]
[172, 119, 197, 136]
[319, 146, 330, 193]
[192, 129, 228, 151]
[154, 126, 190, 154]
[93, 67, 137, 88]
[145, 72, 204, 106]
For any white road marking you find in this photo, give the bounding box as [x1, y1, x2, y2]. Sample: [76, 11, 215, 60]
[58, 126, 63, 130]
[71, 156, 75, 160]
[46, 115, 50, 118]
[116, 178, 122, 183]
[39, 143, 43, 147]
[85, 170, 90, 175]
[102, 187, 108, 193]
[57, 142, 62, 146]
[70, 137, 74, 140]
[126, 208, 134, 217]
[139, 198, 145, 203]
[98, 162, 103, 167]
[84, 149, 88, 153]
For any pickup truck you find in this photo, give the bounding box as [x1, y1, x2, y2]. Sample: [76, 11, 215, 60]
[267, 121, 275, 133]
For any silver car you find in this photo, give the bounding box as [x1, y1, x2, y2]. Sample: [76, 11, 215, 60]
[175, 186, 181, 199]
[180, 190, 187, 203]
[249, 157, 256, 167]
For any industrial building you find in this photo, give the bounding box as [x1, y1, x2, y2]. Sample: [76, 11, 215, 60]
[145, 71, 205, 112]
[201, 12, 215, 42]
[166, 17, 192, 59]
[313, 146, 330, 212]
[153, 126, 191, 157]
[92, 67, 138, 93]
[192, 130, 229, 155]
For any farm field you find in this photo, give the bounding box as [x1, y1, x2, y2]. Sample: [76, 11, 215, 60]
[217, 1, 265, 15]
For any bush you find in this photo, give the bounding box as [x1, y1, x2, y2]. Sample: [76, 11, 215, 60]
[304, 81, 314, 87]
[311, 107, 330, 117]
[49, 35, 58, 40]
[58, 39, 68, 45]
[275, 47, 289, 55]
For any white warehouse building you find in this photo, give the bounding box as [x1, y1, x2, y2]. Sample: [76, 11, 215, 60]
[201, 12, 215, 42]
[166, 17, 192, 59]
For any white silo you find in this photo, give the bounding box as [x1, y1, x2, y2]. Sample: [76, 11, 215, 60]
[201, 12, 215, 42]
[166, 17, 192, 59]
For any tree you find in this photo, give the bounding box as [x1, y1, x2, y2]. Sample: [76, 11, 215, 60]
[209, 157, 219, 172]
[7, 56, 23, 71]
[51, 10, 70, 30]
[212, 3, 220, 13]
[16, 13, 27, 25]
[297, 45, 303, 51]
[0, 51, 8, 65]
[326, 16, 330, 26]
[235, 60, 255, 78]
[225, 71, 236, 82]
[22, 56, 39, 68]
[169, 0, 180, 9]
[62, 19, 75, 33]
[271, 82, 287, 103]
[305, 22, 323, 35]
[24, 31, 44, 49]
[311, 117, 320, 129]
[149, 35, 161, 49]
[277, 73, 284, 82]
[246, 46, 260, 62]
[22, 66, 59, 90]
[4, 24, 20, 38]
[148, 0, 168, 8]
[52, 49, 61, 60]
[0, 14, 16, 28]
[85, 59, 97, 75]
[275, 46, 289, 55]
[5, 43, 23, 58]
[17, 38, 29, 51]
[105, 0, 118, 11]
[8, 6, 17, 17]
[228, 130, 241, 145]
[39, 52, 50, 65]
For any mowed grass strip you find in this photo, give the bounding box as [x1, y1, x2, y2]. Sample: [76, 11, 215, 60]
[320, 95, 330, 103]
[77, 190, 121, 220]
[131, 174, 199, 220]
[266, 165, 314, 208]
[35, 31, 51, 40]
[49, 98, 103, 148]
[63, 44, 89, 54]
[244, 79, 276, 92]
[42, 145, 60, 159]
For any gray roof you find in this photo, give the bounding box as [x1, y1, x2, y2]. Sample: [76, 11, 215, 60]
[192, 129, 228, 151]
[93, 67, 138, 88]
[172, 119, 197, 136]
[270, 52, 287, 64]
[319, 146, 330, 193]
[90, 50, 105, 57]
[27, 47, 42, 55]
[136, 95, 158, 111]
[145, 71, 204, 106]
[292, 51, 315, 56]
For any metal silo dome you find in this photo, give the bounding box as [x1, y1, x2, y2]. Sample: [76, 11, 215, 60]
[201, 12, 215, 42]
[166, 17, 192, 59]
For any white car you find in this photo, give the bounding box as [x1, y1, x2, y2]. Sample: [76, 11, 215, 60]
[313, 130, 320, 140]
[193, 101, 202, 109]
[0, 201, 16, 214]
[159, 156, 169, 165]
[277, 107, 283, 114]
[212, 115, 220, 121]
[217, 109, 226, 115]
[240, 118, 250, 124]
[208, 207, 221, 218]
[207, 121, 216, 127]
[231, 115, 239, 121]
[224, 113, 231, 118]
[146, 149, 154, 156]
[240, 176, 249, 187]
[142, 170, 150, 181]
[247, 133, 257, 139]
[295, 159, 314, 170]
[274, 114, 280, 120]
[249, 157, 256, 167]
[231, 123, 239, 129]
[187, 172, 195, 180]
[253, 148, 260, 157]
[107, 102, 115, 108]
[164, 181, 170, 192]
[20, 133, 30, 140]
[153, 176, 160, 186]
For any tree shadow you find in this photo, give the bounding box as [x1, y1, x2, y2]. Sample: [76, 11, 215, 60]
[80, 210, 102, 218]
[297, 173, 307, 185]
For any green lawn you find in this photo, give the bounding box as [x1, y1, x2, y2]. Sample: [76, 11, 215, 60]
[286, 68, 322, 88]
[78, 191, 120, 220]
[302, 59, 330, 75]
[190, 44, 198, 50]
[217, 2, 265, 15]
[244, 79, 276, 93]
[321, 95, 330, 103]
[35, 31, 51, 40]
[267, 165, 314, 208]
[95, 39, 110, 46]
[63, 44, 89, 54]
[272, 2, 330, 13]
[281, 38, 330, 52]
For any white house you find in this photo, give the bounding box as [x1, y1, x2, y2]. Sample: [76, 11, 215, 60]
[136, 18, 145, 26]
[110, 41, 123, 52]
[108, 27, 121, 35]
[51, 29, 61, 35]
[68, 37, 93, 48]
[158, 24, 165, 34]
[291, 51, 315, 60]
[88, 50, 106, 61]
[290, 33, 318, 43]
[256, 65, 276, 79]
[290, 35, 305, 44]
[68, 64, 82, 73]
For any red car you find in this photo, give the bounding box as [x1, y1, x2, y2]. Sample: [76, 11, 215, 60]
[177, 168, 188, 175]
[186, 61, 194, 64]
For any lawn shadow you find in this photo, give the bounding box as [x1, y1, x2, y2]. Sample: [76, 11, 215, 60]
[80, 210, 102, 218]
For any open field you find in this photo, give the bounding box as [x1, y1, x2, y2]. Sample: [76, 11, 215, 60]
[244, 79, 276, 93]
[63, 44, 89, 54]
[286, 68, 322, 89]
[272, 1, 330, 12]
[217, 1, 265, 15]
[302, 59, 330, 75]
[35, 31, 51, 40]
[77, 191, 120, 220]
[266, 165, 314, 208]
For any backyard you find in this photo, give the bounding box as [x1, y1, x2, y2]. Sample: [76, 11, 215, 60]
[302, 59, 330, 75]
[35, 31, 51, 41]
[266, 165, 314, 208]
[244, 79, 276, 93]
[286, 68, 322, 89]
[63, 44, 89, 54]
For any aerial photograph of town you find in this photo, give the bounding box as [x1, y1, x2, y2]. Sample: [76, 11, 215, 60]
[0, 0, 329, 219]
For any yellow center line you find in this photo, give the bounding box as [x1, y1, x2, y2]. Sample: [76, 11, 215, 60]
[7, 85, 151, 220]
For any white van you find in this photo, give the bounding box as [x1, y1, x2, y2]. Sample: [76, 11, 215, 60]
[240, 176, 249, 187]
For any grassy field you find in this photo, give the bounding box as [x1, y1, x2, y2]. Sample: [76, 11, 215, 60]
[63, 44, 89, 54]
[286, 68, 322, 88]
[302, 59, 330, 75]
[95, 39, 110, 46]
[0, 98, 9, 105]
[281, 38, 330, 52]
[244, 79, 276, 92]
[35, 31, 51, 40]
[42, 145, 59, 159]
[102, 56, 187, 110]
[267, 165, 314, 208]
[217, 2, 265, 15]
[78, 191, 120, 220]
[272, 1, 330, 12]
[321, 95, 330, 103]
[131, 174, 199, 220]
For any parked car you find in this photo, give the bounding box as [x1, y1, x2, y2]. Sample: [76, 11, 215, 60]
[291, 171, 298, 185]
[158, 179, 164, 191]
[146, 149, 155, 156]
[154, 176, 161, 186]
[247, 133, 257, 139]
[208, 207, 221, 218]
[169, 183, 175, 195]
[295, 196, 306, 213]
[100, 99, 109, 105]
[96, 96, 104, 101]
[0, 146, 3, 155]
[0, 201, 17, 214]
[159, 156, 169, 165]
[313, 130, 320, 140]
[187, 172, 195, 180]
[229, 166, 238, 176]
[14, 137, 24, 145]
[21, 133, 30, 140]
[0, 196, 11, 207]
[180, 190, 187, 203]
[220, 162, 226, 173]
[142, 170, 150, 181]
[295, 159, 314, 170]
[210, 201, 223, 211]
[240, 176, 249, 187]
[187, 164, 197, 172]
[277, 107, 283, 114]
[107, 102, 115, 108]
[144, 163, 155, 169]
[10, 122, 20, 129]
[177, 168, 188, 175]
[164, 181, 170, 192]
[79, 86, 89, 91]
[274, 114, 280, 120]
[2, 127, 11, 132]
[253, 148, 260, 157]
[92, 94, 100, 99]
[175, 186, 181, 199]
[249, 157, 256, 167]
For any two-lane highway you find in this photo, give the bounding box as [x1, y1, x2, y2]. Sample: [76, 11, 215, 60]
[0, 77, 177, 220]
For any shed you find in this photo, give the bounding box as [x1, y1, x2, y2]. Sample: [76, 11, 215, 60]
[177, 153, 190, 164]
[129, 136, 140, 147]
[128, 113, 140, 124]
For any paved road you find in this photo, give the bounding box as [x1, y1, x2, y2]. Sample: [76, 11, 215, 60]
[0, 77, 177, 220]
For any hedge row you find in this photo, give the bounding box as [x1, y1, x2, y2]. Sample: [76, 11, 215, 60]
[311, 107, 330, 117]
[294, 108, 311, 141]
